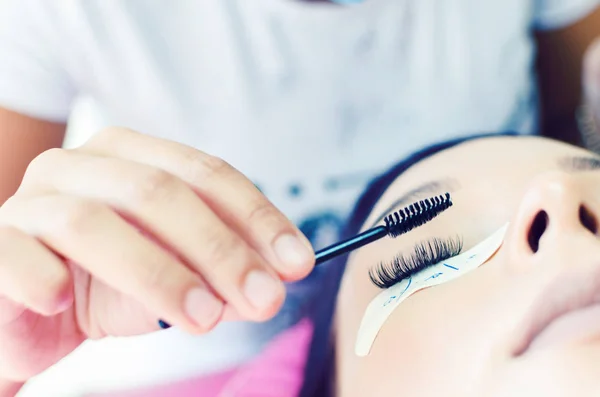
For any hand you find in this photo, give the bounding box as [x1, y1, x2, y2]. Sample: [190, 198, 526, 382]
[0, 127, 314, 386]
[584, 37, 600, 134]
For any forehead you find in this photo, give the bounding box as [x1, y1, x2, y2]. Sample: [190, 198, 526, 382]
[362, 136, 587, 230]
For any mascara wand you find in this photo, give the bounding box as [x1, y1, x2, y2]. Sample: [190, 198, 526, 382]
[157, 193, 452, 330]
[314, 192, 453, 265]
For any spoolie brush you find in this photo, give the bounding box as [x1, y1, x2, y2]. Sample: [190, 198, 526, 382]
[314, 192, 453, 265]
[158, 193, 452, 330]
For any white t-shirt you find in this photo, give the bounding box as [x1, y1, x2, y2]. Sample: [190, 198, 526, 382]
[0, 0, 598, 395]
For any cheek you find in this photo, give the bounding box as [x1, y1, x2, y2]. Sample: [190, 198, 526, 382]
[374, 290, 480, 389]
[339, 291, 473, 397]
[337, 263, 513, 396]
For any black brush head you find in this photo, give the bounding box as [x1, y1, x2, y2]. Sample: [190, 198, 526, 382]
[383, 192, 452, 237]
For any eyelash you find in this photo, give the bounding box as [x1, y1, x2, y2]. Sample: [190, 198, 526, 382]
[369, 236, 464, 289]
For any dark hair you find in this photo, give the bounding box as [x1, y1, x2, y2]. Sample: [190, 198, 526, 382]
[299, 132, 517, 397]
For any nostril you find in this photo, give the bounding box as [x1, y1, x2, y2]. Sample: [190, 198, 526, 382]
[579, 204, 598, 234]
[528, 210, 549, 253]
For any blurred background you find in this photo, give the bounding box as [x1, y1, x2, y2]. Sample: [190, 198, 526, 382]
[0, 1, 599, 396]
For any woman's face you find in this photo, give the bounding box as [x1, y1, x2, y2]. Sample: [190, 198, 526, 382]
[335, 136, 600, 397]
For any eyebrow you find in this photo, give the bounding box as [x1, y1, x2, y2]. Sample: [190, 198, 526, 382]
[367, 155, 600, 229]
[369, 178, 460, 228]
[559, 156, 600, 172]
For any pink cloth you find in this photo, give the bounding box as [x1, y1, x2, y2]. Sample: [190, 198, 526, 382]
[92, 319, 314, 397]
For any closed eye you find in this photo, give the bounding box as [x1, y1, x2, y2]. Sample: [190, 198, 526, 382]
[369, 235, 463, 289]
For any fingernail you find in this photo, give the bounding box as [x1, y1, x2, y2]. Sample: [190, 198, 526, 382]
[243, 270, 283, 310]
[273, 234, 313, 270]
[184, 288, 223, 328]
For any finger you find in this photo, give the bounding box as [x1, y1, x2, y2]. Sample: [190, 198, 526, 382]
[0, 225, 72, 316]
[84, 127, 315, 280]
[21, 150, 286, 321]
[0, 195, 225, 334]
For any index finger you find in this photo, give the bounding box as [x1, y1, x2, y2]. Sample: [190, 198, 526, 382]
[83, 128, 315, 281]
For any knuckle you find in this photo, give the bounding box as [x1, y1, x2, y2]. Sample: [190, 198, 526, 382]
[203, 233, 250, 276]
[0, 225, 19, 240]
[246, 200, 288, 231]
[25, 148, 66, 176]
[0, 226, 23, 248]
[57, 199, 105, 236]
[0, 197, 21, 221]
[140, 261, 175, 292]
[194, 155, 232, 181]
[129, 169, 178, 204]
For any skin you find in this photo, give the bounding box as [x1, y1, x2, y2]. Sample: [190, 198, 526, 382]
[335, 136, 600, 397]
[0, 5, 598, 396]
[0, 127, 315, 396]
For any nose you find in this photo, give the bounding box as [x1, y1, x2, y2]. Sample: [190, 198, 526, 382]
[505, 172, 599, 265]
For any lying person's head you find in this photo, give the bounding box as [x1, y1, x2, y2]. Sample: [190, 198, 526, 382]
[323, 134, 600, 397]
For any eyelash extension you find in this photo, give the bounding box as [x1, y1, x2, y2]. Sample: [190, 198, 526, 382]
[369, 236, 463, 289]
[159, 194, 453, 330]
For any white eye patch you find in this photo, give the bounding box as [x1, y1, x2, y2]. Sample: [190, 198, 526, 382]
[355, 223, 509, 357]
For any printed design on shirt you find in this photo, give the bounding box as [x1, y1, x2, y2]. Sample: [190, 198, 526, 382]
[250, 167, 382, 333]
[297, 210, 344, 251]
[254, 168, 377, 248]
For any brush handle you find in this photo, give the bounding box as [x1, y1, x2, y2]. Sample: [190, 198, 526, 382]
[156, 226, 388, 330]
[315, 225, 388, 265]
